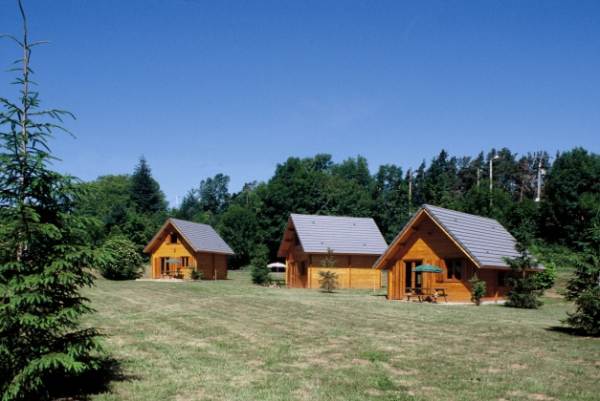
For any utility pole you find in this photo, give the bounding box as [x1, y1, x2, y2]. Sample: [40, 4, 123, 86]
[476, 167, 480, 189]
[535, 154, 544, 202]
[489, 153, 499, 208]
[407, 169, 413, 214]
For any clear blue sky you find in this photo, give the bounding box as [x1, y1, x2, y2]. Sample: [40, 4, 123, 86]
[1, 0, 599, 206]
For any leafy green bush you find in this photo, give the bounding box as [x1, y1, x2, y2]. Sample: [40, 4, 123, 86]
[191, 269, 203, 280]
[469, 274, 486, 306]
[250, 245, 271, 285]
[319, 270, 338, 293]
[98, 235, 144, 280]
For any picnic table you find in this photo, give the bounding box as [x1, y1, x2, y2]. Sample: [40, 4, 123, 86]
[161, 269, 183, 279]
[405, 287, 448, 303]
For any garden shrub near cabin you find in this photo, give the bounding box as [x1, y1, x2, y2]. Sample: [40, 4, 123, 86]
[564, 246, 600, 336]
[504, 243, 543, 309]
[98, 235, 144, 280]
[191, 269, 203, 280]
[250, 244, 271, 285]
[319, 249, 338, 292]
[469, 274, 486, 306]
[319, 270, 338, 293]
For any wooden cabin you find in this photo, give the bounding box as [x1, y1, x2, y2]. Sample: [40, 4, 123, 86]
[278, 214, 388, 289]
[373, 205, 542, 302]
[144, 218, 234, 279]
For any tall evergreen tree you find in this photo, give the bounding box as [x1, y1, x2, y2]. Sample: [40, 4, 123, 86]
[564, 218, 600, 335]
[423, 150, 460, 208]
[130, 157, 166, 214]
[0, 2, 102, 399]
[372, 164, 408, 241]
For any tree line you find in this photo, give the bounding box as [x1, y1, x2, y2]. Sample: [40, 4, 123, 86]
[79, 148, 600, 267]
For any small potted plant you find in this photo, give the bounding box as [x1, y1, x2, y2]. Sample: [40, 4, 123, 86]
[182, 265, 195, 280]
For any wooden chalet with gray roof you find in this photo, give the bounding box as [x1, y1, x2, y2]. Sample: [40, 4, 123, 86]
[374, 204, 542, 302]
[144, 218, 234, 280]
[278, 213, 388, 289]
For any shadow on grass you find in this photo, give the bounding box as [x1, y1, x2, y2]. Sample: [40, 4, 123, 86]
[546, 325, 597, 337]
[49, 356, 137, 401]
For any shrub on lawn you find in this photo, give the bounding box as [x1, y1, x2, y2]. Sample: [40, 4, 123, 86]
[318, 248, 338, 292]
[319, 270, 338, 293]
[250, 244, 271, 285]
[504, 242, 543, 309]
[191, 269, 203, 281]
[98, 235, 144, 280]
[469, 274, 486, 306]
[564, 247, 600, 336]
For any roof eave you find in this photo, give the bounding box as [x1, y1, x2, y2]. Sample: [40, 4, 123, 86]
[372, 208, 427, 269]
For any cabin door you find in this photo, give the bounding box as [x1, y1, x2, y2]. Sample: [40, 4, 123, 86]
[403, 260, 423, 294]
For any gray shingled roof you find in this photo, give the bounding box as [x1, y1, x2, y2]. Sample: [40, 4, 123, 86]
[170, 218, 234, 255]
[290, 214, 387, 255]
[423, 205, 522, 268]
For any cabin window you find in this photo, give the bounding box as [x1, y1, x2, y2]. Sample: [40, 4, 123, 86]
[445, 259, 463, 281]
[181, 256, 189, 267]
[170, 233, 178, 244]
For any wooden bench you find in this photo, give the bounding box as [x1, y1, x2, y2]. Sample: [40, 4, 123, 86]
[432, 288, 448, 303]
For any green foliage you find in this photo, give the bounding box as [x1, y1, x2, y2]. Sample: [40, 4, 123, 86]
[469, 274, 486, 306]
[320, 248, 337, 268]
[504, 243, 544, 309]
[175, 174, 231, 225]
[250, 245, 271, 285]
[529, 242, 568, 291]
[0, 4, 102, 399]
[218, 204, 261, 267]
[318, 270, 338, 293]
[98, 236, 144, 280]
[130, 157, 167, 215]
[76, 167, 166, 256]
[372, 164, 410, 242]
[563, 222, 600, 336]
[541, 148, 600, 248]
[190, 269, 203, 280]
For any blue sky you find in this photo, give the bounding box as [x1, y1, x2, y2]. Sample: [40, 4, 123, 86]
[1, 0, 599, 206]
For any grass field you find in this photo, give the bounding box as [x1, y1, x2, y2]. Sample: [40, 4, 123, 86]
[84, 271, 600, 401]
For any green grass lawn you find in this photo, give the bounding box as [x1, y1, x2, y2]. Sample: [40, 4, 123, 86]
[84, 271, 599, 401]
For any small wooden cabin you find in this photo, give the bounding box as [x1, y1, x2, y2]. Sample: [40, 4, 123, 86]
[144, 218, 234, 279]
[278, 214, 388, 289]
[373, 205, 542, 302]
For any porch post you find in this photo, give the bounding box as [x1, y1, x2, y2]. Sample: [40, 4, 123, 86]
[411, 262, 416, 292]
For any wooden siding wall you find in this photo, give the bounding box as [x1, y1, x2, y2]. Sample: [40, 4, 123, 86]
[285, 242, 309, 288]
[285, 248, 381, 289]
[150, 230, 196, 278]
[308, 267, 381, 289]
[197, 252, 228, 280]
